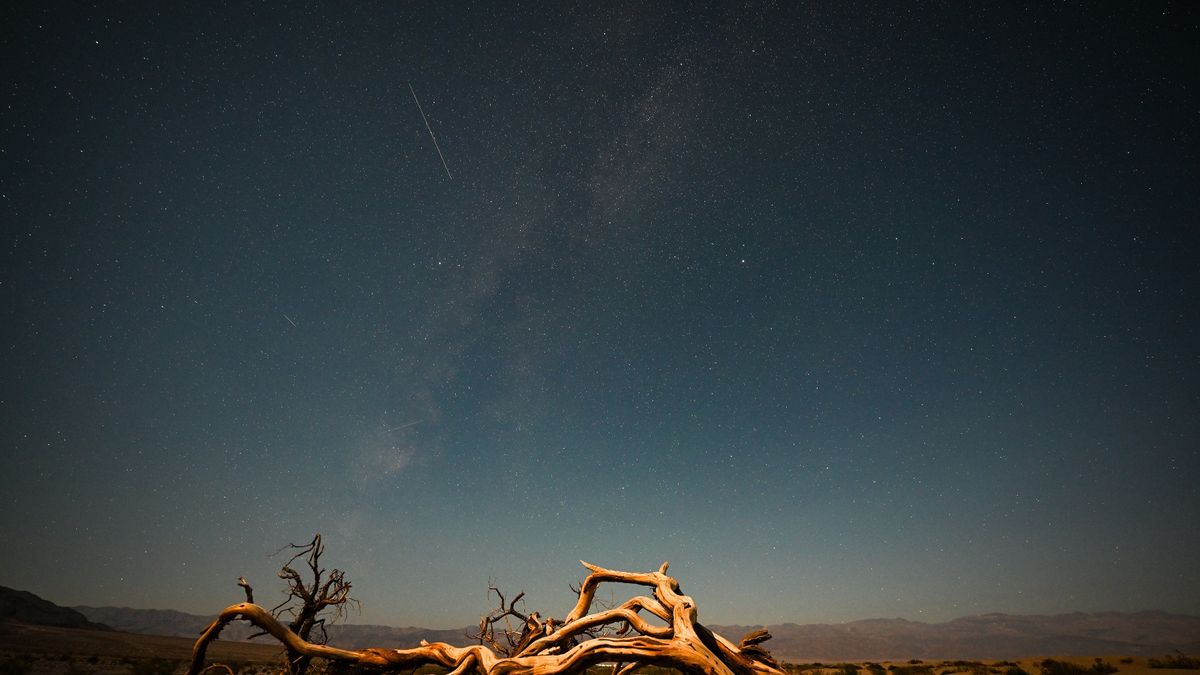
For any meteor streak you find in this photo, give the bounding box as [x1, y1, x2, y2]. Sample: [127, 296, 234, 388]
[409, 83, 453, 180]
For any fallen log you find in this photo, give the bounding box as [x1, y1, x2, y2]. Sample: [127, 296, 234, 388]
[188, 561, 785, 675]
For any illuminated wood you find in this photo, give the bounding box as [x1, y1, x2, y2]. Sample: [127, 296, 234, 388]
[188, 561, 784, 675]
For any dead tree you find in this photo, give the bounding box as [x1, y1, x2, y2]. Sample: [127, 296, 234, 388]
[246, 534, 357, 675]
[473, 583, 543, 657]
[189, 560, 785, 675]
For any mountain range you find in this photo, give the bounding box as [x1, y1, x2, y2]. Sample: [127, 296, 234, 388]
[71, 604, 1200, 661]
[0, 585, 111, 632]
[709, 613, 1200, 661]
[4, 586, 1197, 661]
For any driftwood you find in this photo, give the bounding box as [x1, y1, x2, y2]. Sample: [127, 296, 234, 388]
[188, 561, 785, 675]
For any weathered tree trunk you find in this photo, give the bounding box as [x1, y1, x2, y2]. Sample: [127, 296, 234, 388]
[267, 534, 355, 675]
[189, 561, 785, 675]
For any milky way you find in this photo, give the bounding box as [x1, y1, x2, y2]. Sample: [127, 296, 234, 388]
[1, 3, 1197, 628]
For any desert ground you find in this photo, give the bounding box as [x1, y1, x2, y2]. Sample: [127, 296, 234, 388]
[1, 623, 1196, 675]
[784, 657, 1198, 675]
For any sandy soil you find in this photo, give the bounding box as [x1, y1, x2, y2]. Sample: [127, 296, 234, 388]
[1, 623, 1195, 675]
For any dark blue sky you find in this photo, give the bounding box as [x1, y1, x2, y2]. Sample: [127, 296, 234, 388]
[2, 2, 1197, 628]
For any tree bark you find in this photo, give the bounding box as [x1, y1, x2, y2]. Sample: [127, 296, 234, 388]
[189, 561, 785, 675]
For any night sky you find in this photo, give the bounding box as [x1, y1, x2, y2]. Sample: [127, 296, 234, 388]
[2, 3, 1198, 630]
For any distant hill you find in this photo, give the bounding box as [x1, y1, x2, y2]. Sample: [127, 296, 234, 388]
[303, 624, 474, 650]
[0, 585, 111, 631]
[73, 604, 472, 648]
[62, 601, 1200, 661]
[0, 621, 281, 661]
[74, 605, 260, 640]
[710, 612, 1200, 661]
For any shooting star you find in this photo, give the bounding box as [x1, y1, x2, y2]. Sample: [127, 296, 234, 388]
[408, 82, 453, 180]
[282, 313, 298, 327]
[384, 420, 423, 433]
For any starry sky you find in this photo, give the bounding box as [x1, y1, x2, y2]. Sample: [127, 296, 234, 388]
[2, 3, 1198, 630]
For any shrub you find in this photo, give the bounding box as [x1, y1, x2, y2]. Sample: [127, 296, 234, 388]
[0, 655, 34, 675]
[129, 658, 178, 675]
[1149, 654, 1200, 670]
[1039, 659, 1117, 675]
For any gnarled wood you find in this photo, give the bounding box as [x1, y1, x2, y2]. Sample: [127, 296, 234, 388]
[188, 561, 785, 675]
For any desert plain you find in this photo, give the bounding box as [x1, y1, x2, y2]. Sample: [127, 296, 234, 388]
[2, 622, 1198, 675]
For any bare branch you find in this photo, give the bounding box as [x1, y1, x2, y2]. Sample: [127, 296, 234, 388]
[191, 561, 784, 675]
[255, 534, 358, 675]
[473, 582, 544, 657]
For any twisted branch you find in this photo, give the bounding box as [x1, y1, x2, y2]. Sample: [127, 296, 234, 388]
[189, 561, 785, 675]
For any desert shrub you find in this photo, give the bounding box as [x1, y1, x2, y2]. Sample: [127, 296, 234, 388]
[840, 665, 862, 675]
[1118, 659, 1133, 666]
[1039, 659, 1117, 675]
[867, 664, 886, 674]
[1149, 654, 1200, 670]
[2, 656, 36, 675]
[892, 666, 934, 675]
[1042, 660, 1078, 675]
[1005, 666, 1030, 675]
[129, 657, 178, 675]
[0, 655, 34, 675]
[5, 655, 38, 675]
